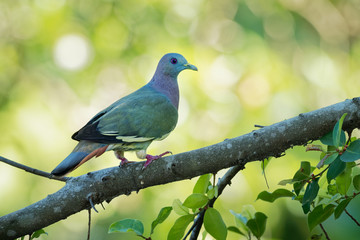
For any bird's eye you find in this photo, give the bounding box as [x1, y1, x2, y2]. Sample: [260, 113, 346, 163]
[170, 58, 177, 64]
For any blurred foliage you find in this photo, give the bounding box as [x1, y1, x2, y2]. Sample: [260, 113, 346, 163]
[1, 0, 360, 239]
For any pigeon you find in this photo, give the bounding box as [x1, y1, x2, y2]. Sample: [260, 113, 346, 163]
[51, 53, 197, 176]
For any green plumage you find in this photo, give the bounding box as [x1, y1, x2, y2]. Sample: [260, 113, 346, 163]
[100, 86, 178, 140]
[73, 85, 178, 146]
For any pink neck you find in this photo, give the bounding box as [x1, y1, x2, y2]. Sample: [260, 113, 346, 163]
[148, 76, 179, 109]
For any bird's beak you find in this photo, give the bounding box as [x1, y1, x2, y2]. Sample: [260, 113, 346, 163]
[183, 63, 198, 71]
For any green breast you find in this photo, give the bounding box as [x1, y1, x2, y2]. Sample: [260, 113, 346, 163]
[98, 85, 179, 141]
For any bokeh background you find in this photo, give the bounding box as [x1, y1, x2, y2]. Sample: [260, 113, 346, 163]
[1, 0, 360, 239]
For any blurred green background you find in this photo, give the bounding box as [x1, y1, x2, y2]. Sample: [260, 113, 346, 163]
[1, 0, 360, 239]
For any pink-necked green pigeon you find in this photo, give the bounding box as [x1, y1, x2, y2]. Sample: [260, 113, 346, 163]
[51, 53, 197, 176]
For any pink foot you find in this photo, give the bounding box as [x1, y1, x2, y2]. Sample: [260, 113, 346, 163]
[115, 151, 134, 166]
[143, 151, 172, 168]
[119, 157, 135, 166]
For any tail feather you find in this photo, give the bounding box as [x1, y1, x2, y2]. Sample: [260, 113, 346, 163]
[75, 145, 108, 170]
[51, 152, 88, 176]
[51, 141, 108, 176]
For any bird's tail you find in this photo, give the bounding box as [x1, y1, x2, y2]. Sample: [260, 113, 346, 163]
[51, 141, 108, 176]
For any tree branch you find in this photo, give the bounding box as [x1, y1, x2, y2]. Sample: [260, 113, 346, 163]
[0, 156, 68, 182]
[1, 98, 360, 239]
[189, 165, 244, 239]
[344, 208, 360, 226]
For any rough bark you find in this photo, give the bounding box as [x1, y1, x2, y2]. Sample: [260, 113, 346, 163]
[1, 97, 360, 239]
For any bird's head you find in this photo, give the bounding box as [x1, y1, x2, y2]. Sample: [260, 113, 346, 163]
[156, 53, 198, 78]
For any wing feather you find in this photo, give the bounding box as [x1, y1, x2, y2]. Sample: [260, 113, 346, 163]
[72, 85, 178, 144]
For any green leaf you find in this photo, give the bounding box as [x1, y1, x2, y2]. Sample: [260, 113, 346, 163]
[294, 194, 304, 202]
[278, 179, 293, 186]
[202, 230, 207, 240]
[227, 226, 245, 236]
[241, 205, 256, 220]
[320, 131, 334, 146]
[292, 162, 312, 196]
[311, 234, 323, 240]
[321, 193, 342, 205]
[204, 208, 227, 240]
[327, 145, 337, 154]
[327, 156, 346, 183]
[324, 153, 339, 165]
[183, 193, 208, 209]
[341, 139, 360, 162]
[353, 174, 360, 191]
[256, 188, 295, 202]
[246, 212, 268, 239]
[308, 204, 335, 231]
[108, 219, 144, 235]
[207, 185, 218, 199]
[150, 206, 172, 235]
[339, 131, 346, 147]
[167, 214, 194, 240]
[294, 181, 307, 196]
[261, 157, 271, 172]
[30, 229, 48, 239]
[320, 151, 326, 159]
[335, 162, 354, 195]
[230, 210, 249, 234]
[350, 136, 358, 141]
[193, 174, 211, 194]
[172, 199, 189, 216]
[327, 184, 338, 195]
[293, 161, 311, 181]
[302, 178, 320, 214]
[334, 198, 352, 219]
[320, 115, 347, 147]
[333, 113, 347, 147]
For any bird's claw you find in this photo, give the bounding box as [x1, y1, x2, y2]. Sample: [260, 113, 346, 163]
[118, 157, 135, 167]
[162, 151, 173, 156]
[143, 151, 172, 169]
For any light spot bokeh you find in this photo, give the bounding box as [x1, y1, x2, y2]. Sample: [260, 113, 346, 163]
[54, 34, 92, 71]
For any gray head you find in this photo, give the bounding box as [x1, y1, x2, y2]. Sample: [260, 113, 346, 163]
[155, 53, 198, 78]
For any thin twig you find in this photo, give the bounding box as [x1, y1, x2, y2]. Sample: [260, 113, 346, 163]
[346, 131, 352, 145]
[185, 211, 204, 240]
[319, 223, 330, 240]
[188, 164, 245, 239]
[0, 156, 68, 182]
[344, 209, 360, 226]
[262, 159, 269, 189]
[87, 209, 91, 240]
[313, 165, 330, 178]
[254, 124, 265, 128]
[100, 202, 106, 210]
[87, 194, 99, 213]
[214, 164, 245, 199]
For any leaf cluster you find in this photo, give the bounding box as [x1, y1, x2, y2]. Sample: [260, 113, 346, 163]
[107, 173, 268, 240]
[228, 206, 267, 240]
[257, 113, 360, 237]
[107, 174, 223, 239]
